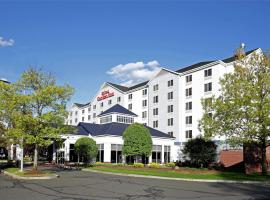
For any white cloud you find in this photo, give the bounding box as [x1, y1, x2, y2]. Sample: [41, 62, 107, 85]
[107, 60, 162, 86]
[0, 37, 14, 47]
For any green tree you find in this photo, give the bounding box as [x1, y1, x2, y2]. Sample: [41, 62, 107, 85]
[123, 123, 152, 163]
[183, 137, 217, 168]
[0, 68, 74, 170]
[199, 50, 270, 175]
[74, 137, 98, 164]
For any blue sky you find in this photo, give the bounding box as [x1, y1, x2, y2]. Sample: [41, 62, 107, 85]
[0, 0, 269, 104]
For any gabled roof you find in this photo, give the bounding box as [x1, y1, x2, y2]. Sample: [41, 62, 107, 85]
[98, 104, 138, 117]
[221, 48, 258, 63]
[74, 102, 91, 108]
[175, 61, 215, 73]
[75, 122, 174, 139]
[107, 81, 148, 92]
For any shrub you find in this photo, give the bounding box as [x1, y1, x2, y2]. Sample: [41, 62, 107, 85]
[165, 162, 175, 168]
[133, 163, 144, 168]
[149, 162, 160, 168]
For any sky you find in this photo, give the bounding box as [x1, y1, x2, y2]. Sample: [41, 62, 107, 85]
[0, 0, 270, 105]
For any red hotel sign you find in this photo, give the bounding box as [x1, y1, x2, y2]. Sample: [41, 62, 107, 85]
[97, 90, 114, 101]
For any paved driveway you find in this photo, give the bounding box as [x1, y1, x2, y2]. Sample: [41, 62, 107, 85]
[0, 170, 269, 200]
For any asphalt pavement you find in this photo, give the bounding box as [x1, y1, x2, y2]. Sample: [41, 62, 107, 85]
[0, 170, 269, 200]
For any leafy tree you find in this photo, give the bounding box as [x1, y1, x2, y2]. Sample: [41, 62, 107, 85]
[123, 123, 152, 162]
[199, 50, 270, 175]
[0, 68, 74, 170]
[74, 137, 98, 164]
[183, 137, 217, 168]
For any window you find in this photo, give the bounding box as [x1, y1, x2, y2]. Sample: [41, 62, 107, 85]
[185, 102, 192, 110]
[164, 146, 171, 163]
[93, 113, 96, 118]
[82, 117, 84, 122]
[168, 92, 173, 100]
[93, 105, 96, 109]
[142, 99, 147, 107]
[153, 96, 158, 103]
[111, 144, 122, 163]
[185, 130, 192, 138]
[128, 94, 132, 100]
[186, 75, 192, 83]
[117, 115, 134, 124]
[75, 111, 78, 115]
[100, 102, 103, 107]
[186, 116, 192, 125]
[96, 144, 104, 162]
[153, 84, 159, 91]
[69, 119, 72, 124]
[142, 89, 147, 96]
[128, 103, 132, 110]
[88, 115, 91, 120]
[168, 132, 173, 137]
[204, 82, 212, 92]
[88, 107, 91, 112]
[153, 108, 158, 116]
[82, 109, 85, 114]
[168, 80, 173, 87]
[142, 111, 147, 118]
[168, 105, 173, 113]
[168, 118, 173, 126]
[75, 118, 78, 123]
[108, 99, 112, 105]
[185, 88, 192, 97]
[117, 97, 121, 102]
[100, 115, 112, 124]
[152, 145, 162, 163]
[70, 111, 73, 116]
[204, 68, 212, 77]
[153, 120, 158, 128]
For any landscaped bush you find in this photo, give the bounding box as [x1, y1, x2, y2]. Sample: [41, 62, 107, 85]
[165, 162, 175, 168]
[133, 163, 144, 168]
[149, 162, 161, 168]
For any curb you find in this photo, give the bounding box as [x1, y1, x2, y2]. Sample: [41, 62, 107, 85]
[1, 170, 59, 180]
[83, 169, 270, 185]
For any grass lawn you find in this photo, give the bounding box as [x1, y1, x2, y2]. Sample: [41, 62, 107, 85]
[4, 167, 54, 177]
[89, 166, 270, 182]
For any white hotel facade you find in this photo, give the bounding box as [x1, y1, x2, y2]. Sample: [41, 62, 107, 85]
[62, 48, 261, 163]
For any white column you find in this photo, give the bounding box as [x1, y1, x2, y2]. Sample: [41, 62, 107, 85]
[149, 155, 152, 163]
[104, 143, 111, 163]
[161, 145, 164, 164]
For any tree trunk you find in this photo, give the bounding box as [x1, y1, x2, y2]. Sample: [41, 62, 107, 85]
[33, 144, 38, 171]
[261, 145, 268, 175]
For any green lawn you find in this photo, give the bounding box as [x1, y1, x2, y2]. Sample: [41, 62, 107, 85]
[89, 166, 270, 182]
[4, 167, 53, 177]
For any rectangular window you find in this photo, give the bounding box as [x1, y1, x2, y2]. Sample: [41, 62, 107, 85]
[153, 120, 158, 128]
[117, 115, 134, 124]
[185, 102, 192, 110]
[70, 111, 73, 116]
[128, 103, 132, 110]
[186, 75, 192, 83]
[111, 144, 122, 163]
[168, 118, 173, 126]
[100, 115, 112, 124]
[168, 92, 173, 100]
[75, 111, 78, 115]
[142, 99, 147, 107]
[88, 107, 91, 112]
[69, 119, 72, 124]
[185, 88, 192, 97]
[153, 84, 159, 91]
[168, 132, 173, 137]
[153, 108, 158, 116]
[75, 118, 78, 123]
[168, 105, 173, 113]
[204, 82, 212, 92]
[117, 97, 121, 102]
[164, 145, 171, 163]
[96, 144, 104, 162]
[100, 102, 103, 107]
[168, 80, 173, 87]
[185, 116, 192, 125]
[82, 109, 85, 114]
[142, 111, 147, 119]
[152, 145, 162, 163]
[128, 94, 133, 100]
[142, 89, 147, 96]
[93, 113, 96, 118]
[185, 130, 192, 138]
[204, 68, 212, 77]
[88, 115, 91, 120]
[108, 99, 112, 105]
[93, 105, 96, 109]
[153, 96, 159, 103]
